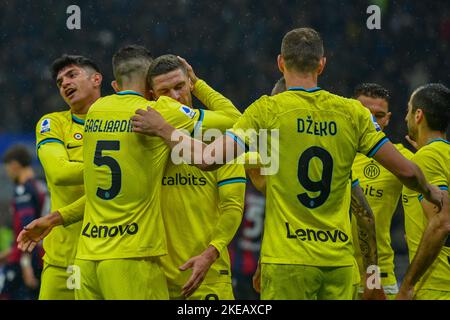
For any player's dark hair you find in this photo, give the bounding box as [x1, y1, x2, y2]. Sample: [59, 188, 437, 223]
[2, 145, 32, 167]
[411, 83, 450, 132]
[271, 77, 286, 96]
[112, 45, 153, 87]
[51, 54, 100, 81]
[147, 54, 187, 87]
[281, 28, 324, 73]
[354, 83, 390, 102]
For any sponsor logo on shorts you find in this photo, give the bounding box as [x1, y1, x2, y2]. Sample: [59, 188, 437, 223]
[82, 222, 139, 238]
[285, 222, 349, 243]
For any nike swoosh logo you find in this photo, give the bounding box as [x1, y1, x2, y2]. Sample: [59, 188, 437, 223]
[67, 145, 82, 149]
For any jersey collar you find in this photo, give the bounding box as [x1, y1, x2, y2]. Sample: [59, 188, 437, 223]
[426, 138, 449, 145]
[71, 114, 85, 125]
[288, 86, 322, 93]
[116, 90, 144, 97]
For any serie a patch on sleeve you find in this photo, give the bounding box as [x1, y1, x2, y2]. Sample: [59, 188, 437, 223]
[179, 105, 197, 119]
[371, 114, 382, 132]
[40, 118, 51, 133]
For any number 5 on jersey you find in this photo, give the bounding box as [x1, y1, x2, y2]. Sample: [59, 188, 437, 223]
[94, 140, 122, 200]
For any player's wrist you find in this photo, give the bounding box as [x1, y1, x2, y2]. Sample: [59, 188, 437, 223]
[159, 123, 176, 140]
[202, 245, 219, 262]
[47, 211, 64, 227]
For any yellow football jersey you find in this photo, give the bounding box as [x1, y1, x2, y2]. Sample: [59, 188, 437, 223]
[161, 163, 246, 286]
[230, 87, 387, 267]
[36, 111, 85, 267]
[351, 143, 414, 287]
[402, 138, 450, 292]
[76, 92, 198, 260]
[161, 78, 246, 288]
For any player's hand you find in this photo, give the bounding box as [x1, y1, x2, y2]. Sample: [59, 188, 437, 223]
[177, 56, 198, 85]
[252, 262, 261, 293]
[396, 285, 414, 300]
[405, 135, 418, 150]
[131, 106, 172, 137]
[362, 286, 387, 300]
[17, 212, 62, 252]
[179, 246, 219, 298]
[361, 272, 387, 300]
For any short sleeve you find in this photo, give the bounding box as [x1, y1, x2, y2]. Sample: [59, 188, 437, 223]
[36, 113, 65, 150]
[153, 96, 199, 133]
[228, 95, 274, 152]
[414, 149, 448, 189]
[355, 104, 388, 157]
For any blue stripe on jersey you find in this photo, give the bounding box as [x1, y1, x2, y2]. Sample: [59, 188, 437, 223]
[37, 138, 64, 149]
[116, 90, 144, 97]
[367, 137, 389, 158]
[418, 194, 424, 201]
[288, 86, 322, 93]
[225, 131, 248, 152]
[192, 108, 204, 136]
[72, 114, 85, 125]
[427, 138, 450, 145]
[351, 179, 360, 188]
[217, 177, 247, 187]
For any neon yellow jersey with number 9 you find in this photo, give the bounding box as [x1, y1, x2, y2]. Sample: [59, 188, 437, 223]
[76, 92, 197, 260]
[230, 88, 387, 267]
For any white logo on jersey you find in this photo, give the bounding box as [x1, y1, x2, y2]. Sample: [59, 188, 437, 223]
[40, 118, 51, 133]
[371, 115, 382, 132]
[179, 105, 197, 119]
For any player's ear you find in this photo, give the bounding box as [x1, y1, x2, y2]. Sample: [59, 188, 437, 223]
[277, 54, 285, 73]
[189, 78, 194, 92]
[111, 80, 120, 93]
[415, 108, 424, 125]
[317, 57, 326, 75]
[92, 73, 102, 88]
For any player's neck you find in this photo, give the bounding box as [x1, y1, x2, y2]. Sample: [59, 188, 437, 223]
[119, 82, 146, 97]
[18, 167, 34, 185]
[417, 127, 446, 148]
[71, 93, 100, 114]
[283, 71, 318, 90]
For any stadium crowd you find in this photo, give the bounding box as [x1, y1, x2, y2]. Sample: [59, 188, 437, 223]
[1, 0, 449, 137]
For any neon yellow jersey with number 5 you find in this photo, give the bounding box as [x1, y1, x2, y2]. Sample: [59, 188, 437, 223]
[230, 88, 387, 267]
[76, 92, 198, 260]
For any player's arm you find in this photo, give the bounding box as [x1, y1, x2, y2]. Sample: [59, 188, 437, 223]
[132, 96, 270, 171]
[179, 56, 242, 120]
[17, 196, 85, 253]
[356, 106, 442, 210]
[372, 142, 442, 210]
[180, 166, 246, 297]
[37, 143, 84, 186]
[132, 107, 244, 170]
[350, 180, 386, 300]
[36, 115, 84, 186]
[396, 149, 449, 299]
[398, 189, 449, 299]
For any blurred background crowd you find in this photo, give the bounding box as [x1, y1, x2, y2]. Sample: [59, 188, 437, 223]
[0, 0, 449, 299]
